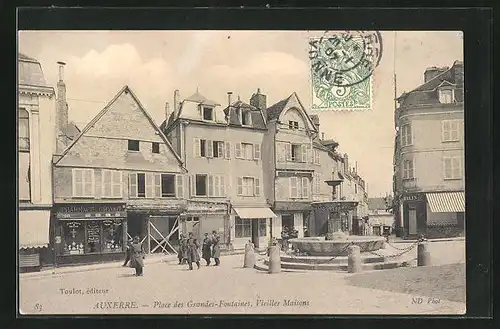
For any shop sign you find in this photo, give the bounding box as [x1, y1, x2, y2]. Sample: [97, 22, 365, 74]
[56, 204, 126, 219]
[401, 193, 424, 202]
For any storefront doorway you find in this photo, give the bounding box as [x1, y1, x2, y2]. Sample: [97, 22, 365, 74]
[281, 214, 294, 231]
[127, 214, 147, 244]
[409, 208, 417, 235]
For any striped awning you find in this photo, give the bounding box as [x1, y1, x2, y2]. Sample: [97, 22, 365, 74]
[426, 192, 465, 213]
[234, 207, 277, 219]
[19, 210, 50, 249]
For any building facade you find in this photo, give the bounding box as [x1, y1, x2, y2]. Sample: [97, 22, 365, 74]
[367, 197, 394, 236]
[393, 61, 465, 239]
[18, 53, 57, 271]
[162, 89, 275, 250]
[52, 84, 186, 265]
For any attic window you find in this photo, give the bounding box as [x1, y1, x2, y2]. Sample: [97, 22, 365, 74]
[288, 121, 299, 130]
[242, 111, 252, 126]
[203, 107, 214, 121]
[438, 89, 454, 104]
[128, 140, 140, 151]
[152, 142, 160, 154]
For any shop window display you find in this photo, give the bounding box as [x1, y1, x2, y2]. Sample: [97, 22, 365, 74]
[102, 219, 123, 253]
[63, 221, 85, 255]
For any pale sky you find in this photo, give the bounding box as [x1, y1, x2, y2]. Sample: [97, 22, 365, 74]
[18, 30, 463, 197]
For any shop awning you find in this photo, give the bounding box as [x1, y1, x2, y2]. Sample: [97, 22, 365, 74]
[233, 207, 277, 219]
[426, 192, 465, 213]
[19, 210, 50, 249]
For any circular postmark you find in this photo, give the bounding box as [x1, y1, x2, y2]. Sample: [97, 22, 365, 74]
[309, 30, 383, 88]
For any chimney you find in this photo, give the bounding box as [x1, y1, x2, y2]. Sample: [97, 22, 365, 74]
[453, 60, 464, 88]
[310, 114, 320, 132]
[321, 132, 325, 140]
[250, 88, 267, 110]
[424, 66, 449, 83]
[227, 92, 233, 107]
[165, 102, 170, 122]
[344, 153, 349, 173]
[56, 61, 69, 153]
[173, 90, 180, 114]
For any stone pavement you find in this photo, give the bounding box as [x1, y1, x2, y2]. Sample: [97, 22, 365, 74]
[19, 240, 466, 315]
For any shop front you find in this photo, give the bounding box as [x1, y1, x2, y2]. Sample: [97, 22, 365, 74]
[400, 193, 427, 239]
[53, 203, 127, 266]
[230, 205, 277, 250]
[126, 199, 187, 255]
[272, 201, 311, 242]
[424, 191, 465, 238]
[181, 200, 229, 246]
[19, 208, 51, 272]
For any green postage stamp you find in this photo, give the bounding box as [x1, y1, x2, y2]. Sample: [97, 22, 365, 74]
[309, 31, 382, 111]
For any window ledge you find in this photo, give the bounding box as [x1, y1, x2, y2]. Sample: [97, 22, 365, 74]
[443, 178, 462, 181]
[72, 196, 96, 199]
[402, 178, 416, 181]
[442, 140, 460, 143]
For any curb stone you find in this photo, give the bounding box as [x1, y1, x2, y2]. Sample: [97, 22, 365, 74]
[21, 249, 247, 278]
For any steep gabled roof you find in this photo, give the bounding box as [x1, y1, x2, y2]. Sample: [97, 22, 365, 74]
[55, 85, 183, 166]
[266, 92, 318, 133]
[184, 91, 220, 107]
[18, 53, 52, 90]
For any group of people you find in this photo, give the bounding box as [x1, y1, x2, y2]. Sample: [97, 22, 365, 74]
[122, 231, 222, 276]
[177, 231, 221, 270]
[280, 226, 299, 251]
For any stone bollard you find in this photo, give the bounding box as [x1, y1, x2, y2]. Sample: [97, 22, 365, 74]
[417, 241, 431, 266]
[243, 242, 256, 268]
[267, 245, 281, 274]
[347, 245, 362, 273]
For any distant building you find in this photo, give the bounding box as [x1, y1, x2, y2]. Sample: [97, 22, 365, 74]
[368, 197, 394, 236]
[393, 61, 465, 239]
[18, 53, 56, 272]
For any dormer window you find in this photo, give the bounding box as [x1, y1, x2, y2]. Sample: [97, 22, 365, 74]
[202, 107, 214, 121]
[242, 111, 252, 126]
[437, 84, 455, 104]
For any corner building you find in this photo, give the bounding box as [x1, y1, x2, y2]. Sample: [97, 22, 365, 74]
[393, 61, 465, 239]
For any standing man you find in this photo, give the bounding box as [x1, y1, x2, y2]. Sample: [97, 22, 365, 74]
[211, 230, 221, 266]
[177, 234, 186, 265]
[122, 237, 133, 267]
[130, 236, 145, 276]
[186, 232, 201, 270]
[202, 233, 212, 266]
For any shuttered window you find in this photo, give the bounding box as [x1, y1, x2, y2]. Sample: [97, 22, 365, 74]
[72, 169, 95, 198]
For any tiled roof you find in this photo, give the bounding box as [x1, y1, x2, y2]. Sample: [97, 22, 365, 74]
[185, 91, 220, 107]
[368, 197, 387, 210]
[266, 95, 291, 121]
[222, 100, 266, 129]
[18, 53, 49, 87]
[398, 61, 464, 107]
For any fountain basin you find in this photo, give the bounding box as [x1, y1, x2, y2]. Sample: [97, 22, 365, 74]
[289, 236, 386, 256]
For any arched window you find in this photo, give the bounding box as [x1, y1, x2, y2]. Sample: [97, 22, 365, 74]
[18, 108, 30, 151]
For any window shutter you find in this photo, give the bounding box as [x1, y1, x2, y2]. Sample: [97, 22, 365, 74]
[285, 143, 292, 161]
[208, 175, 214, 197]
[194, 138, 201, 157]
[190, 175, 196, 197]
[218, 142, 224, 158]
[145, 173, 154, 198]
[301, 145, 307, 162]
[255, 178, 260, 196]
[309, 146, 314, 163]
[290, 177, 298, 198]
[213, 175, 219, 197]
[302, 177, 309, 198]
[220, 176, 226, 196]
[72, 169, 77, 197]
[154, 173, 161, 197]
[277, 143, 285, 162]
[235, 143, 242, 159]
[237, 177, 243, 195]
[254, 143, 261, 160]
[452, 157, 461, 179]
[207, 140, 214, 158]
[225, 142, 231, 159]
[113, 171, 122, 197]
[129, 173, 137, 198]
[176, 174, 184, 198]
[443, 158, 451, 180]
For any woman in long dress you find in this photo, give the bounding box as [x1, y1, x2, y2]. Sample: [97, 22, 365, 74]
[129, 236, 145, 276]
[202, 233, 212, 266]
[186, 232, 201, 270]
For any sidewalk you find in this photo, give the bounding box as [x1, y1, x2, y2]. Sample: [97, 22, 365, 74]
[389, 236, 465, 243]
[21, 248, 247, 278]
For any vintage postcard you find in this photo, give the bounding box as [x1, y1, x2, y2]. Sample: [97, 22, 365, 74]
[18, 29, 465, 315]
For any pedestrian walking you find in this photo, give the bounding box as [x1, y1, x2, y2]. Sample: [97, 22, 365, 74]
[211, 230, 221, 266]
[122, 238, 133, 267]
[129, 236, 145, 276]
[202, 233, 212, 266]
[186, 232, 201, 270]
[178, 234, 187, 265]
